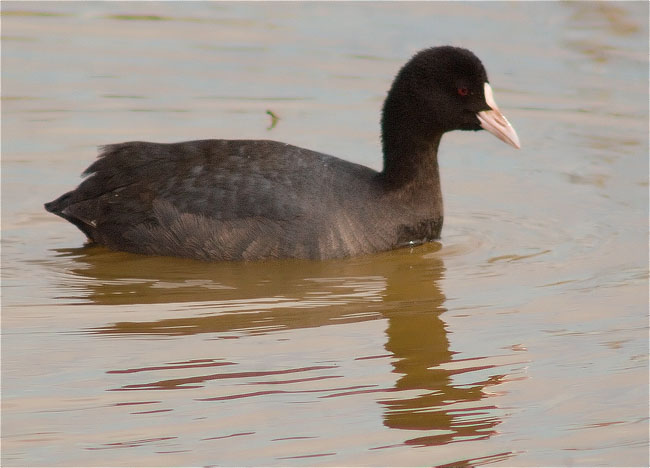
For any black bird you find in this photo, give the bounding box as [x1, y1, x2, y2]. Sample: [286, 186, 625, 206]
[45, 46, 520, 261]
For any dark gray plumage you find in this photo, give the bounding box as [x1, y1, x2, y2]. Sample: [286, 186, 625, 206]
[45, 46, 520, 261]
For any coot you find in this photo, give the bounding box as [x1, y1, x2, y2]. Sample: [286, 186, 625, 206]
[45, 46, 520, 261]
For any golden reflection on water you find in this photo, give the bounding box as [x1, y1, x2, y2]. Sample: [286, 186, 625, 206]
[53, 243, 505, 450]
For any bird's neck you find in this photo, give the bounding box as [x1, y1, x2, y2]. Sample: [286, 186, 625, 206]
[379, 82, 445, 194]
[378, 132, 445, 245]
[380, 132, 443, 195]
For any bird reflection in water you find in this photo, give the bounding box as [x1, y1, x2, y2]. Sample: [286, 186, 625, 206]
[380, 271, 502, 447]
[53, 243, 504, 448]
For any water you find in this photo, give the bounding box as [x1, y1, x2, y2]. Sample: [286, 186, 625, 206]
[2, 2, 648, 466]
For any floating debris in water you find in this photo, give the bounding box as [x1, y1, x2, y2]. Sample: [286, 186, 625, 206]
[266, 110, 280, 130]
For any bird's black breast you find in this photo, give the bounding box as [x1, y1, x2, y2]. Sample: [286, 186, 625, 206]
[395, 217, 443, 248]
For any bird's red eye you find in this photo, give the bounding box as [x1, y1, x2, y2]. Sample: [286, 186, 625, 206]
[458, 87, 469, 97]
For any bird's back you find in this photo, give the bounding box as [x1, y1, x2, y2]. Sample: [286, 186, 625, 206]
[45, 139, 386, 260]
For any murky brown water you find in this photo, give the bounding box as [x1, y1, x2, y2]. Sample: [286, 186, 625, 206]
[2, 2, 648, 466]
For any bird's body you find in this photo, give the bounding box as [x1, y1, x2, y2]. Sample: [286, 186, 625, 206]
[45, 46, 519, 261]
[45, 139, 442, 260]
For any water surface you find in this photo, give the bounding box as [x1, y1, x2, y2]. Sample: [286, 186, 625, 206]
[2, 2, 648, 466]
